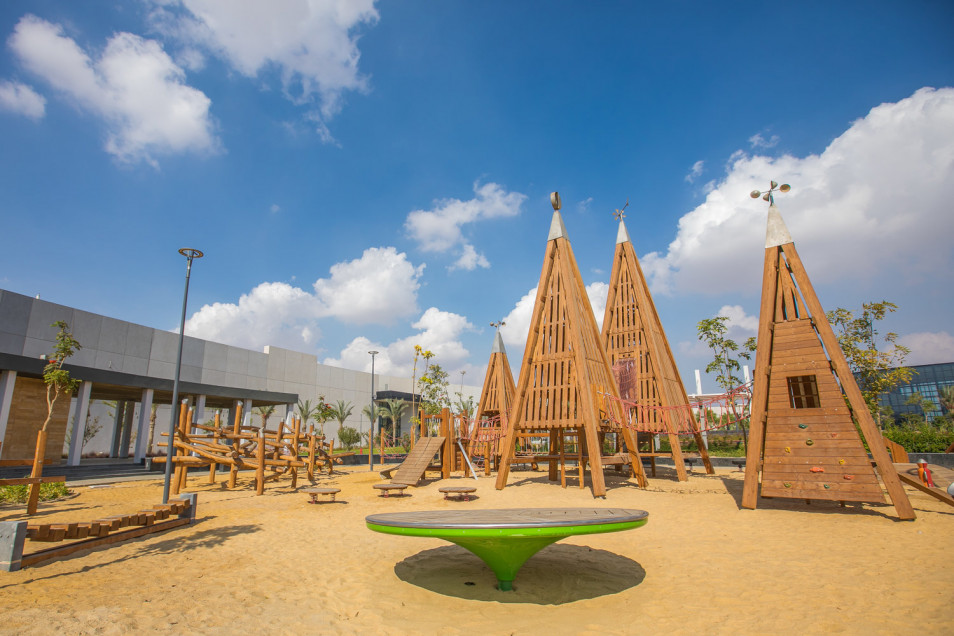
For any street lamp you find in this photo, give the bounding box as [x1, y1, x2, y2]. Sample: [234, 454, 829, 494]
[162, 248, 203, 504]
[368, 350, 379, 471]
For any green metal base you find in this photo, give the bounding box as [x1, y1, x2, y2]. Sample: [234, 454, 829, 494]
[367, 518, 647, 590]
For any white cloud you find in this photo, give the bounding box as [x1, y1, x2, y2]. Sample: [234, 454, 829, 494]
[685, 160, 704, 183]
[578, 197, 593, 213]
[150, 0, 378, 140]
[8, 14, 218, 166]
[184, 281, 323, 351]
[405, 181, 527, 268]
[269, 203, 280, 214]
[324, 307, 475, 375]
[749, 132, 779, 149]
[898, 331, 954, 366]
[312, 246, 424, 324]
[185, 246, 423, 350]
[0, 80, 45, 119]
[714, 304, 758, 335]
[645, 87, 954, 297]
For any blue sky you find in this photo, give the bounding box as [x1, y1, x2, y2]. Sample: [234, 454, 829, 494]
[1, 1, 953, 393]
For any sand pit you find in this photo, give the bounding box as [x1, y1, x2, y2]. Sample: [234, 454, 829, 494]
[1, 465, 951, 634]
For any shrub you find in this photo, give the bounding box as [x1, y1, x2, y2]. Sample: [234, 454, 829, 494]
[337, 426, 361, 450]
[0, 482, 71, 504]
[883, 427, 954, 453]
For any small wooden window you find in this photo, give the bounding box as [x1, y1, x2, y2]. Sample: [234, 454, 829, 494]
[787, 375, 820, 409]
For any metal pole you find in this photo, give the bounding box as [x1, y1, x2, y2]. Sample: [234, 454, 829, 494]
[162, 248, 203, 504]
[368, 350, 378, 471]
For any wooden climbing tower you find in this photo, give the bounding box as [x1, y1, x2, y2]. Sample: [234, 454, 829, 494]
[495, 193, 646, 497]
[601, 216, 714, 480]
[468, 329, 516, 474]
[741, 193, 914, 520]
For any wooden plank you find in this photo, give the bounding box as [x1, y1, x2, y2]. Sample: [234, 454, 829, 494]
[896, 471, 954, 507]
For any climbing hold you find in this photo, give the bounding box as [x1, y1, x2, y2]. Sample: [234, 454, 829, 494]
[831, 432, 838, 438]
[838, 459, 846, 465]
[823, 484, 831, 489]
[805, 439, 814, 446]
[798, 424, 808, 429]
[810, 466, 825, 473]
[784, 482, 792, 488]
[784, 446, 791, 453]
[844, 475, 855, 480]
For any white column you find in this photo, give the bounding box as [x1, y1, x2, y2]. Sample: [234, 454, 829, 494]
[134, 388, 154, 463]
[0, 370, 17, 459]
[194, 395, 207, 432]
[242, 398, 252, 428]
[743, 364, 751, 384]
[67, 381, 93, 466]
[693, 369, 708, 449]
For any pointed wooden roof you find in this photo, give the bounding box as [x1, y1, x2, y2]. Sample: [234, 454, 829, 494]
[601, 218, 713, 478]
[495, 200, 644, 496]
[742, 203, 914, 520]
[475, 331, 516, 420]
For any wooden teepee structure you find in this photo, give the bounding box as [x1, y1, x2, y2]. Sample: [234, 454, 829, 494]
[601, 215, 714, 480]
[495, 193, 646, 497]
[741, 192, 914, 520]
[468, 329, 516, 474]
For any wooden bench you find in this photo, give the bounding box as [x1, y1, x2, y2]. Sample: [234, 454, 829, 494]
[439, 485, 477, 501]
[302, 487, 341, 504]
[373, 483, 409, 498]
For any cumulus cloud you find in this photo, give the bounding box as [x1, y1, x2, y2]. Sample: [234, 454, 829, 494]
[8, 14, 218, 166]
[185, 246, 423, 350]
[324, 307, 475, 375]
[149, 0, 378, 141]
[898, 331, 954, 366]
[685, 160, 704, 183]
[0, 80, 45, 119]
[644, 87, 954, 297]
[714, 304, 758, 335]
[405, 181, 527, 270]
[313, 246, 424, 324]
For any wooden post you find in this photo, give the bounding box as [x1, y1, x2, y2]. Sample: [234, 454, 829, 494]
[26, 430, 47, 516]
[256, 429, 266, 495]
[307, 424, 316, 482]
[209, 410, 220, 484]
[228, 401, 243, 489]
[441, 408, 452, 479]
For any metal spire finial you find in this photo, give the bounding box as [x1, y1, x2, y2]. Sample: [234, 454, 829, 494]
[613, 199, 629, 222]
[490, 320, 506, 331]
[750, 181, 791, 206]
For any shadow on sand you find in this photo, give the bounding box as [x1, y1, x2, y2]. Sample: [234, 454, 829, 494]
[393, 543, 646, 604]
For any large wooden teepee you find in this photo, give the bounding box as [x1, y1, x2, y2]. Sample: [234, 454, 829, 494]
[741, 198, 914, 520]
[468, 330, 516, 473]
[601, 217, 714, 480]
[495, 193, 646, 497]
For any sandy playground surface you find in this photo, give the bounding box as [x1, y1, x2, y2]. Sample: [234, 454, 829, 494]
[0, 463, 951, 635]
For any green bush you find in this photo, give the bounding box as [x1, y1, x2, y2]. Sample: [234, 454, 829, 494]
[883, 427, 954, 453]
[337, 426, 361, 450]
[0, 482, 71, 504]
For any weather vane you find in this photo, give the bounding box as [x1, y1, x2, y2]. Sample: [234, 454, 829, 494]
[613, 199, 629, 222]
[490, 320, 506, 330]
[750, 181, 790, 206]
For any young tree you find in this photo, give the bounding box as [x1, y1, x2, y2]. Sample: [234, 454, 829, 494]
[254, 404, 277, 429]
[41, 321, 81, 432]
[697, 316, 757, 446]
[419, 363, 450, 415]
[377, 398, 409, 437]
[826, 301, 912, 427]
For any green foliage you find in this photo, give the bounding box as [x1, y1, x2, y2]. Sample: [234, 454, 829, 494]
[0, 481, 71, 504]
[254, 404, 276, 428]
[883, 426, 954, 453]
[328, 400, 354, 433]
[399, 433, 412, 453]
[419, 363, 450, 415]
[42, 321, 82, 433]
[376, 399, 409, 435]
[453, 394, 475, 416]
[337, 425, 361, 450]
[696, 317, 756, 393]
[826, 301, 912, 424]
[297, 397, 335, 436]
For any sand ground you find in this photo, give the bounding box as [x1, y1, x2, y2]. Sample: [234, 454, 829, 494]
[0, 463, 951, 635]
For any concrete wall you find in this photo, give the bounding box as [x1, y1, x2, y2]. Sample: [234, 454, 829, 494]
[0, 289, 481, 454]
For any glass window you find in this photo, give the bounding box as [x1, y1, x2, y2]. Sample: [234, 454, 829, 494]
[787, 375, 820, 409]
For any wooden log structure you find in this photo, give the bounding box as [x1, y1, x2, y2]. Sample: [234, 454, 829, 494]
[741, 200, 914, 520]
[0, 494, 197, 572]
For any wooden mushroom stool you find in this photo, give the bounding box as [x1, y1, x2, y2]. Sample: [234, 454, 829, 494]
[302, 487, 341, 504]
[373, 483, 409, 498]
[439, 485, 477, 501]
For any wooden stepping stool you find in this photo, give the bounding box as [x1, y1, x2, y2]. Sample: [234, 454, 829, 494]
[374, 483, 409, 498]
[439, 486, 477, 501]
[302, 487, 341, 504]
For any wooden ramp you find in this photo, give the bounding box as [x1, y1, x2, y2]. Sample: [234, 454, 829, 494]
[389, 437, 445, 486]
[895, 463, 954, 507]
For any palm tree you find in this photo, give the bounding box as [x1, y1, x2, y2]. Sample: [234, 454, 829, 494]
[329, 400, 354, 437]
[940, 386, 954, 416]
[297, 399, 318, 430]
[254, 404, 277, 429]
[377, 398, 409, 438]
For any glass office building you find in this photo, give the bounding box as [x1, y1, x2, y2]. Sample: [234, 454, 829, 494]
[876, 362, 954, 423]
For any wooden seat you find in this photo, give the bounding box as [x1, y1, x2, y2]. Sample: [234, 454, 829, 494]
[373, 483, 409, 497]
[439, 485, 477, 501]
[302, 487, 341, 504]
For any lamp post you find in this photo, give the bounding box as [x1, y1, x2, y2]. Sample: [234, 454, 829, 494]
[368, 350, 378, 470]
[162, 248, 203, 504]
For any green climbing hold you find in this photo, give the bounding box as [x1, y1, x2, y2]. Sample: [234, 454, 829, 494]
[784, 482, 792, 488]
[805, 439, 814, 446]
[798, 424, 808, 429]
[823, 484, 831, 489]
